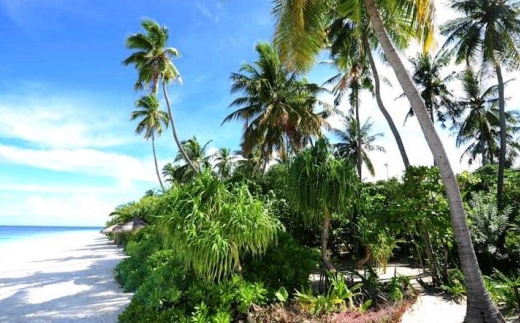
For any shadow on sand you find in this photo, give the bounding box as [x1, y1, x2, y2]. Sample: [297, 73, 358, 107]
[0, 235, 132, 323]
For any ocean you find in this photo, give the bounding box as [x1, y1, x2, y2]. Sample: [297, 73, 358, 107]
[0, 225, 103, 246]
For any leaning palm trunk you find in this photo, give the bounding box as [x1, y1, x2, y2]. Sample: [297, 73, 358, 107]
[363, 0, 504, 321]
[495, 61, 506, 210]
[362, 34, 410, 169]
[162, 81, 199, 173]
[355, 90, 362, 179]
[151, 134, 165, 191]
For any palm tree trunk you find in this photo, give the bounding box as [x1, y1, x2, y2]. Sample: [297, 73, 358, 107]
[481, 123, 487, 166]
[421, 227, 440, 286]
[321, 207, 335, 271]
[363, 1, 504, 321]
[362, 34, 410, 169]
[151, 134, 165, 191]
[355, 88, 362, 180]
[495, 61, 506, 210]
[162, 81, 199, 173]
[429, 103, 437, 166]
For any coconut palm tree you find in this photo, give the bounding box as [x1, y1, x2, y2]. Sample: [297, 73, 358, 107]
[213, 148, 237, 179]
[440, 0, 520, 210]
[456, 69, 501, 166]
[287, 138, 359, 271]
[324, 52, 374, 179]
[234, 149, 263, 179]
[406, 51, 458, 127]
[123, 19, 198, 173]
[333, 116, 385, 177]
[325, 10, 411, 170]
[222, 42, 328, 172]
[162, 162, 180, 184]
[273, 0, 505, 320]
[173, 137, 212, 182]
[130, 94, 169, 191]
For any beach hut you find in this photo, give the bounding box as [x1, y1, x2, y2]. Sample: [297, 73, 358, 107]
[100, 224, 119, 235]
[112, 217, 147, 233]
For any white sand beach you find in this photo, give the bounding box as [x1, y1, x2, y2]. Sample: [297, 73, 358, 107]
[0, 232, 131, 323]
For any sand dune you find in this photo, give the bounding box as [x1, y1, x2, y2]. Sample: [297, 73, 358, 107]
[0, 232, 131, 323]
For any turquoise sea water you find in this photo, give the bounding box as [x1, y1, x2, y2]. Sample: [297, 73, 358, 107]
[0, 225, 103, 246]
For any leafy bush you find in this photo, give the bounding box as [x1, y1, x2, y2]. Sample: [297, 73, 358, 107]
[107, 195, 161, 226]
[467, 191, 511, 270]
[114, 227, 164, 292]
[486, 269, 520, 311]
[116, 173, 287, 322]
[113, 231, 134, 246]
[242, 232, 319, 296]
[440, 269, 466, 301]
[459, 166, 520, 270]
[158, 172, 282, 281]
[294, 273, 363, 316]
[505, 228, 520, 261]
[119, 273, 269, 323]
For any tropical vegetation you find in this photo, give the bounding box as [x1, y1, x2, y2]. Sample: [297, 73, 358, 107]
[107, 1, 520, 321]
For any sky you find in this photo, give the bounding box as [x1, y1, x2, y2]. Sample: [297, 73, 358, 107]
[0, 0, 519, 226]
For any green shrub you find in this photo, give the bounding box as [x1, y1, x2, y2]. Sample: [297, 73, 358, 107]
[119, 273, 268, 323]
[242, 232, 319, 296]
[114, 228, 165, 292]
[488, 269, 520, 311]
[158, 172, 282, 282]
[113, 231, 133, 246]
[440, 269, 467, 301]
[294, 273, 363, 315]
[467, 192, 511, 270]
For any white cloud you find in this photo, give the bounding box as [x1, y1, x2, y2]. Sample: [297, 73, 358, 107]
[0, 183, 123, 194]
[195, 0, 223, 23]
[0, 92, 135, 149]
[0, 144, 156, 185]
[1, 193, 120, 226]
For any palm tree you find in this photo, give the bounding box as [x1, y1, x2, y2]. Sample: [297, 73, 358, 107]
[123, 19, 198, 173]
[173, 137, 212, 182]
[406, 51, 457, 128]
[454, 68, 511, 166]
[130, 94, 169, 191]
[440, 0, 520, 210]
[333, 116, 385, 177]
[287, 138, 359, 271]
[324, 52, 374, 179]
[233, 149, 263, 179]
[222, 42, 328, 172]
[162, 162, 180, 184]
[325, 10, 411, 170]
[273, 0, 505, 320]
[213, 148, 237, 179]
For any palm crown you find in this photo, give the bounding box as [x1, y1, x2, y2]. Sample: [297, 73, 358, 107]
[131, 94, 169, 139]
[123, 19, 182, 92]
[123, 19, 198, 173]
[223, 42, 328, 167]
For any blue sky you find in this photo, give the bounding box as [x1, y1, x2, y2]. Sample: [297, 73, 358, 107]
[1, 0, 519, 226]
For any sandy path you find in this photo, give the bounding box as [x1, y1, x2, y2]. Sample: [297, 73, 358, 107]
[0, 232, 131, 323]
[352, 264, 468, 323]
[400, 292, 465, 323]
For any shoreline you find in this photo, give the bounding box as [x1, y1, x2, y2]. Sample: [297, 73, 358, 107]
[0, 231, 131, 322]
